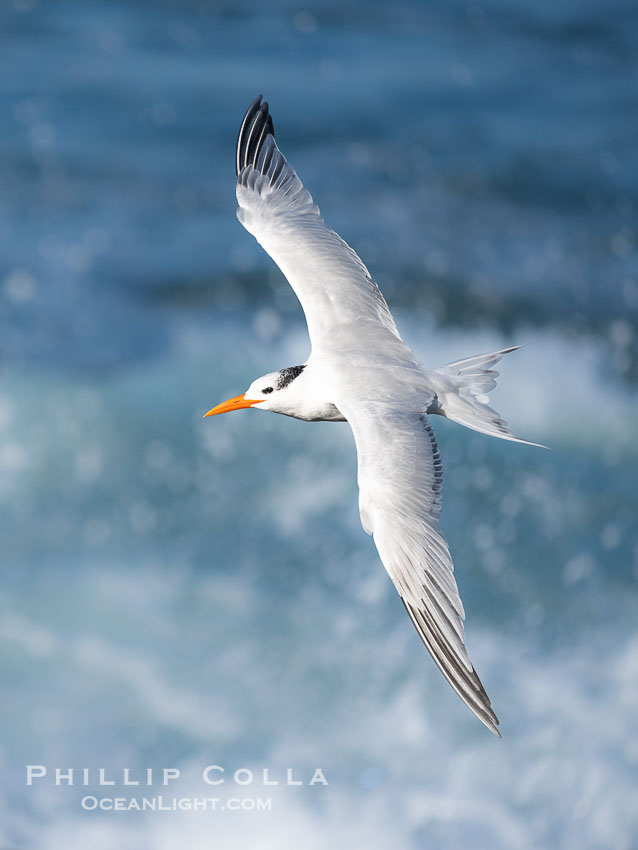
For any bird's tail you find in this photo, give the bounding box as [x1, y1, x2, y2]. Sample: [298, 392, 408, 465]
[428, 345, 546, 448]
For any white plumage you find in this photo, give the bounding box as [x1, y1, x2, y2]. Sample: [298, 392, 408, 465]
[206, 96, 544, 736]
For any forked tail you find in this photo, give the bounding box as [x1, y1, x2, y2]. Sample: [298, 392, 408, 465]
[428, 346, 546, 448]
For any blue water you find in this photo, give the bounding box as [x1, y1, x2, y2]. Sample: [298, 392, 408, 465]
[1, 1, 637, 847]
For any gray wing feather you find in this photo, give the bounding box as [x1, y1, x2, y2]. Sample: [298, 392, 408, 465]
[233, 96, 403, 350]
[342, 403, 500, 736]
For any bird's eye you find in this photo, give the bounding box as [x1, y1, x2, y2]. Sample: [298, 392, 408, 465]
[262, 387, 273, 394]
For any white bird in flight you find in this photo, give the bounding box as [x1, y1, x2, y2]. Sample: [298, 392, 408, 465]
[205, 95, 543, 736]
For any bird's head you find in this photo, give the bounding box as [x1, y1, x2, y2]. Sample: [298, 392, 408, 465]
[204, 365, 307, 418]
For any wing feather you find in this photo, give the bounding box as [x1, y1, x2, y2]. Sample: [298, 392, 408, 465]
[341, 402, 500, 736]
[234, 96, 402, 353]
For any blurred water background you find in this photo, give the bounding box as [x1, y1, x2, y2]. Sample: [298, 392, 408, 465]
[1, 0, 637, 847]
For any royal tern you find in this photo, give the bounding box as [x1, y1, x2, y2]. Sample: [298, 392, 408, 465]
[205, 95, 543, 736]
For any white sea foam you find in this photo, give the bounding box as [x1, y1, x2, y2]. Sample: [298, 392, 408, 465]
[0, 324, 635, 850]
[4, 619, 636, 850]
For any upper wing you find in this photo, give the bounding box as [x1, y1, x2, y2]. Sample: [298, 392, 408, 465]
[342, 401, 500, 736]
[234, 95, 402, 353]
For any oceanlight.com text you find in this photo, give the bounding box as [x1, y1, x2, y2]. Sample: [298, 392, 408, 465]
[81, 795, 273, 812]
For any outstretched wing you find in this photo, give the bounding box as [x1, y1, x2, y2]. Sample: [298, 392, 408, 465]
[342, 401, 500, 736]
[235, 95, 402, 353]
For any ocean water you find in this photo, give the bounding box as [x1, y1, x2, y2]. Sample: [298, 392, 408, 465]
[1, 0, 637, 847]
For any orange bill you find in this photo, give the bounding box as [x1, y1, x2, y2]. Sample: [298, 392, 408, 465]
[203, 393, 263, 417]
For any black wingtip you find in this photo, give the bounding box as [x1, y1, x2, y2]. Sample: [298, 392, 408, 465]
[235, 94, 275, 176]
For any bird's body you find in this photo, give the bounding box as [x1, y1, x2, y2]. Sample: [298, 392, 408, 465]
[206, 96, 544, 736]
